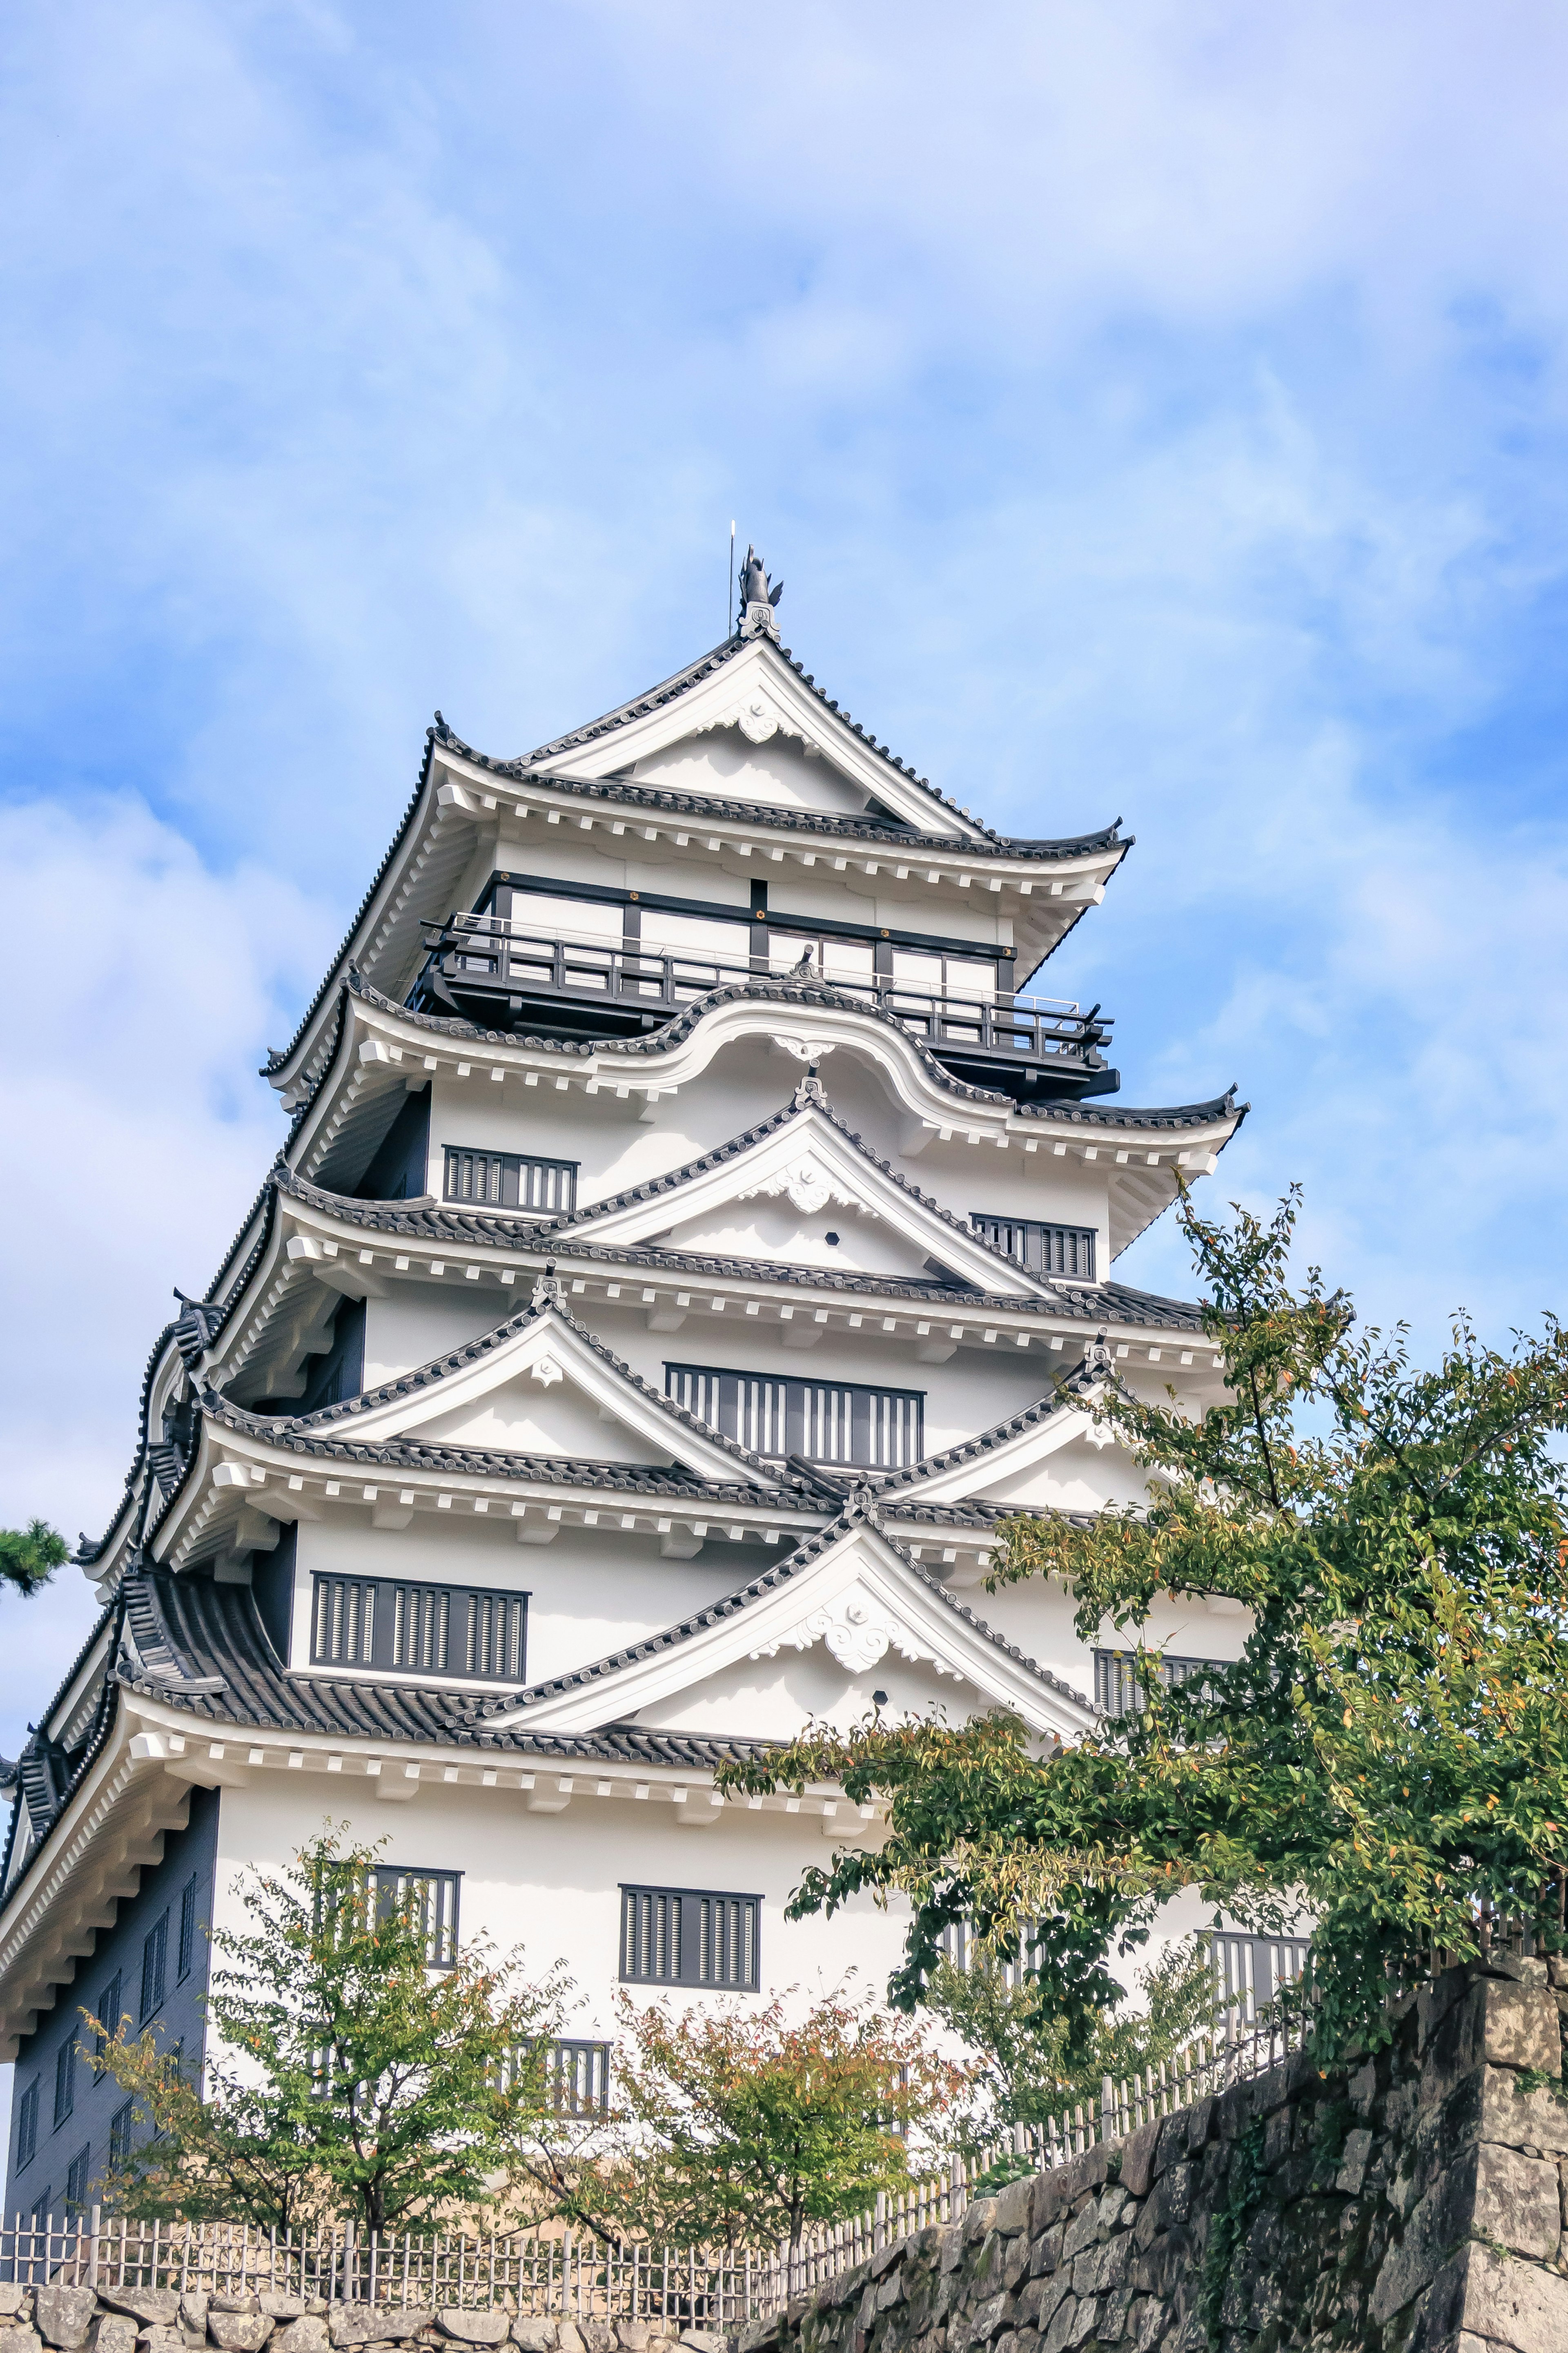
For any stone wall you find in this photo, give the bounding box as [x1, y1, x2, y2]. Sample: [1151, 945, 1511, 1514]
[740, 1958, 1568, 2353]
[0, 2288, 720, 2353]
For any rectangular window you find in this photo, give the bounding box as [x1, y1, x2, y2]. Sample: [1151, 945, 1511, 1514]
[53, 2039, 75, 2129]
[16, 2079, 38, 2168]
[372, 1867, 461, 1968]
[108, 2099, 134, 2175]
[94, 1971, 122, 2063]
[546, 2039, 612, 2117]
[665, 1365, 923, 1471]
[1093, 1648, 1226, 1720]
[65, 2145, 91, 2212]
[140, 1912, 168, 2022]
[310, 1575, 527, 1683]
[620, 1884, 760, 1991]
[970, 1215, 1097, 1281]
[178, 1876, 200, 1982]
[443, 1148, 577, 1216]
[1209, 1932, 1312, 2025]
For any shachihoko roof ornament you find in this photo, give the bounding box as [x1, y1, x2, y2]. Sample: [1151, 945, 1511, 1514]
[739, 545, 784, 640]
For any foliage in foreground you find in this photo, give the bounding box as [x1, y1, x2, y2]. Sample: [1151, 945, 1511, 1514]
[717, 1189, 1568, 2064]
[549, 1985, 968, 2259]
[0, 1518, 67, 1600]
[926, 1935, 1221, 2140]
[87, 1826, 575, 2231]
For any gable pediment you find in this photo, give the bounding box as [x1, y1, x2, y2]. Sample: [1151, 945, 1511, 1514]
[561, 1091, 1051, 1298]
[474, 1510, 1097, 1738]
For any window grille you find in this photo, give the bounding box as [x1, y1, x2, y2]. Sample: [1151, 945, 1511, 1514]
[94, 1971, 122, 2063]
[16, 2080, 38, 2169]
[140, 1913, 168, 2022]
[372, 1867, 461, 1968]
[311, 1575, 527, 1683]
[178, 1875, 200, 1982]
[443, 1148, 577, 1216]
[620, 1885, 760, 1990]
[665, 1365, 923, 1470]
[547, 2039, 612, 2116]
[65, 2145, 91, 2212]
[970, 1214, 1097, 1281]
[31, 2190, 50, 2227]
[108, 2099, 134, 2175]
[53, 2039, 75, 2129]
[1209, 1931, 1311, 2024]
[938, 1919, 1040, 1990]
[1093, 1648, 1226, 1720]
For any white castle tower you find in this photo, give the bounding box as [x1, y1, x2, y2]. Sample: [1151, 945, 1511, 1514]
[1, 558, 1253, 2216]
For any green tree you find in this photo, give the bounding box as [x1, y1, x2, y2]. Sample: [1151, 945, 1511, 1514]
[718, 1189, 1568, 2066]
[88, 1825, 576, 2231]
[575, 1983, 968, 2266]
[927, 1934, 1220, 2145]
[0, 1519, 67, 1599]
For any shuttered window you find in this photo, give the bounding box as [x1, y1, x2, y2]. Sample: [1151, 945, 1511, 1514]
[310, 1576, 527, 1683]
[16, 2080, 38, 2168]
[1093, 1648, 1226, 1719]
[443, 1148, 577, 1215]
[970, 1214, 1097, 1280]
[140, 1913, 168, 2022]
[372, 1867, 461, 1968]
[620, 1884, 761, 1990]
[666, 1364, 923, 1470]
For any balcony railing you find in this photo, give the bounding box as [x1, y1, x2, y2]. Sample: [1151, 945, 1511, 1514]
[412, 912, 1114, 1086]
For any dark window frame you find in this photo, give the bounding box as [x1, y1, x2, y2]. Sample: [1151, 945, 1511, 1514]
[310, 1573, 528, 1684]
[546, 2038, 612, 2117]
[53, 2038, 75, 2130]
[970, 1213, 1097, 1281]
[371, 1866, 462, 1969]
[94, 1970, 122, 2066]
[443, 1147, 578, 1216]
[140, 1911, 169, 2023]
[107, 2099, 134, 2175]
[665, 1363, 924, 1470]
[16, 2079, 38, 2169]
[178, 1874, 200, 1983]
[1093, 1648, 1227, 1720]
[619, 1882, 762, 1991]
[64, 2143, 91, 2213]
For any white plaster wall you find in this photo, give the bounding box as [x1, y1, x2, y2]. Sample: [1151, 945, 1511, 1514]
[628, 732, 871, 819]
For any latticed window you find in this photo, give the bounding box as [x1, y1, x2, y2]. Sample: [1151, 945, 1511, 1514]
[1093, 1648, 1226, 1720]
[16, 2079, 38, 2168]
[311, 1575, 527, 1682]
[178, 1874, 200, 1981]
[53, 2038, 75, 2128]
[620, 1884, 760, 1990]
[970, 1214, 1097, 1280]
[140, 1912, 168, 2022]
[107, 2099, 134, 2174]
[443, 1147, 577, 1215]
[665, 1364, 923, 1470]
[65, 2143, 91, 2212]
[372, 1867, 461, 1968]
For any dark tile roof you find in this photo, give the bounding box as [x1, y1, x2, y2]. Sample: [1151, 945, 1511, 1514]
[500, 643, 1118, 856]
[197, 1278, 808, 1494]
[463, 1497, 1090, 1726]
[273, 1166, 1207, 1329]
[119, 1569, 786, 1766]
[0, 1597, 122, 1893]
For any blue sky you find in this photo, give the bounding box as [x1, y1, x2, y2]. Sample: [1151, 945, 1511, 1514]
[5, 0, 1568, 1742]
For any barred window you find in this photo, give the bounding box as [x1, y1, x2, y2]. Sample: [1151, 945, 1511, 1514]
[666, 1364, 923, 1470]
[620, 1884, 760, 1990]
[546, 2039, 612, 2117]
[372, 1867, 461, 1968]
[970, 1214, 1097, 1281]
[444, 1148, 577, 1216]
[16, 2079, 38, 2169]
[140, 1913, 168, 2022]
[94, 1972, 122, 2065]
[65, 2145, 91, 2212]
[1093, 1648, 1227, 1720]
[53, 2038, 75, 2129]
[178, 1875, 200, 1982]
[311, 1575, 527, 1683]
[108, 2099, 134, 2175]
[1210, 1931, 1311, 2024]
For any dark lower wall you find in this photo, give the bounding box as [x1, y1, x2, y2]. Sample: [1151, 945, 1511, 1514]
[747, 1956, 1568, 2353]
[3, 1784, 219, 2219]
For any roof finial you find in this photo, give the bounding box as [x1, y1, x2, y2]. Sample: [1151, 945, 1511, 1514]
[739, 545, 784, 642]
[531, 1262, 561, 1309]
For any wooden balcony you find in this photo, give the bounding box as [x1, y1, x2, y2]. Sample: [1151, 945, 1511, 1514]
[411, 914, 1118, 1102]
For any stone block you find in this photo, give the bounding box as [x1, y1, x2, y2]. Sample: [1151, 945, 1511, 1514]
[510, 2326, 556, 2351]
[677, 2336, 724, 2353]
[136, 2332, 187, 2353]
[1059, 2205, 1098, 2265]
[35, 2291, 97, 2351]
[179, 2309, 209, 2340]
[1334, 2127, 1374, 2195]
[256, 2311, 304, 2328]
[618, 2326, 652, 2353]
[875, 2277, 903, 2315]
[963, 2200, 998, 2248]
[1118, 2122, 1158, 2202]
[103, 2302, 181, 2332]
[1037, 2304, 1077, 2353]
[0, 2299, 26, 2324]
[577, 2329, 614, 2353]
[329, 2313, 434, 2349]
[209, 2311, 258, 2322]
[272, 2325, 329, 2353]
[208, 2318, 274, 2353]
[1416, 2241, 1568, 2353]
[94, 2324, 138, 2353]
[0, 2331, 42, 2353]
[1473, 2142, 1561, 2259]
[991, 2179, 1033, 2241]
[553, 2325, 584, 2353]
[1028, 2226, 1062, 2280]
[437, 2322, 509, 2348]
